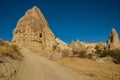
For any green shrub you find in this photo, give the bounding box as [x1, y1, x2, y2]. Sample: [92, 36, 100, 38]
[95, 46, 108, 57]
[95, 46, 102, 54]
[109, 50, 120, 63]
[95, 46, 120, 63]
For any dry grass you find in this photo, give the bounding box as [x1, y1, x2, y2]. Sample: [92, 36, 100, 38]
[52, 57, 120, 80]
[0, 40, 23, 60]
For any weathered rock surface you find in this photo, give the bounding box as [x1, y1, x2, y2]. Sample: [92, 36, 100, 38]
[12, 6, 57, 52]
[55, 38, 70, 52]
[69, 40, 86, 56]
[69, 39, 107, 54]
[107, 28, 120, 50]
[81, 42, 107, 54]
[12, 6, 120, 54]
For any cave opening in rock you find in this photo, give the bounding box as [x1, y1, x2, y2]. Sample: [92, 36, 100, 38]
[110, 36, 113, 43]
[40, 33, 42, 38]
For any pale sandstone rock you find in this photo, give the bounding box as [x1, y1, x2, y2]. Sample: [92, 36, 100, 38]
[107, 28, 120, 50]
[12, 6, 57, 52]
[69, 40, 86, 56]
[81, 42, 107, 54]
[12, 6, 120, 54]
[55, 38, 69, 52]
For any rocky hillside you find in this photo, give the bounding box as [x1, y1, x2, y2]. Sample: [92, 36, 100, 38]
[0, 39, 23, 60]
[69, 28, 120, 56]
[12, 6, 120, 55]
[0, 39, 23, 80]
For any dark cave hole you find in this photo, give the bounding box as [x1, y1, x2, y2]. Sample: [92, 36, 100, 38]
[40, 33, 42, 38]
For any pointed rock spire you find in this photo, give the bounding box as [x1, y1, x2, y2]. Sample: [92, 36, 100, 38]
[12, 6, 56, 52]
[107, 28, 120, 50]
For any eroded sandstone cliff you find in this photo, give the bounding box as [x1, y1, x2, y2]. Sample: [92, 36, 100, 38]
[12, 6, 56, 52]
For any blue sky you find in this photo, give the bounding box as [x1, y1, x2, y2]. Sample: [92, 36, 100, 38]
[0, 0, 120, 43]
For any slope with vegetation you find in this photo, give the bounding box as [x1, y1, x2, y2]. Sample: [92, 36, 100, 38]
[95, 45, 120, 63]
[0, 39, 23, 80]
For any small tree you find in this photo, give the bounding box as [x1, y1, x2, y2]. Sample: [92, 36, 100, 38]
[95, 45, 108, 57]
[95, 45, 120, 63]
[109, 49, 120, 63]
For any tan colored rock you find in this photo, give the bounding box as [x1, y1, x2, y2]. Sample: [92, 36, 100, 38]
[54, 38, 72, 54]
[69, 40, 86, 56]
[12, 6, 56, 52]
[107, 28, 120, 50]
[81, 42, 107, 54]
[55, 38, 68, 52]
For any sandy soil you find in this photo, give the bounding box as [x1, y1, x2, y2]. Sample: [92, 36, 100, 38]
[52, 57, 120, 80]
[16, 48, 95, 80]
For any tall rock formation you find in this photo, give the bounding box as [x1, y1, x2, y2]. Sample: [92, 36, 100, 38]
[107, 28, 120, 50]
[12, 6, 56, 52]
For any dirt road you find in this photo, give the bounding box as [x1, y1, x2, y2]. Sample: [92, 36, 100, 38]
[16, 48, 94, 80]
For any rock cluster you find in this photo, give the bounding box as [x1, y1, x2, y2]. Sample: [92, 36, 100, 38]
[81, 42, 107, 54]
[12, 6, 120, 54]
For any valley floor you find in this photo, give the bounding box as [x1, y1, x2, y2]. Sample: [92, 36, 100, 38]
[16, 48, 94, 80]
[52, 57, 120, 80]
[1, 48, 120, 80]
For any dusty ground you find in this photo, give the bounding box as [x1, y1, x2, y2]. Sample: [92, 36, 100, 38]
[16, 48, 95, 80]
[52, 57, 120, 80]
[1, 48, 120, 80]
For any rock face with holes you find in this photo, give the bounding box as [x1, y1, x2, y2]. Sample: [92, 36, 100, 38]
[12, 6, 56, 52]
[107, 28, 120, 50]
